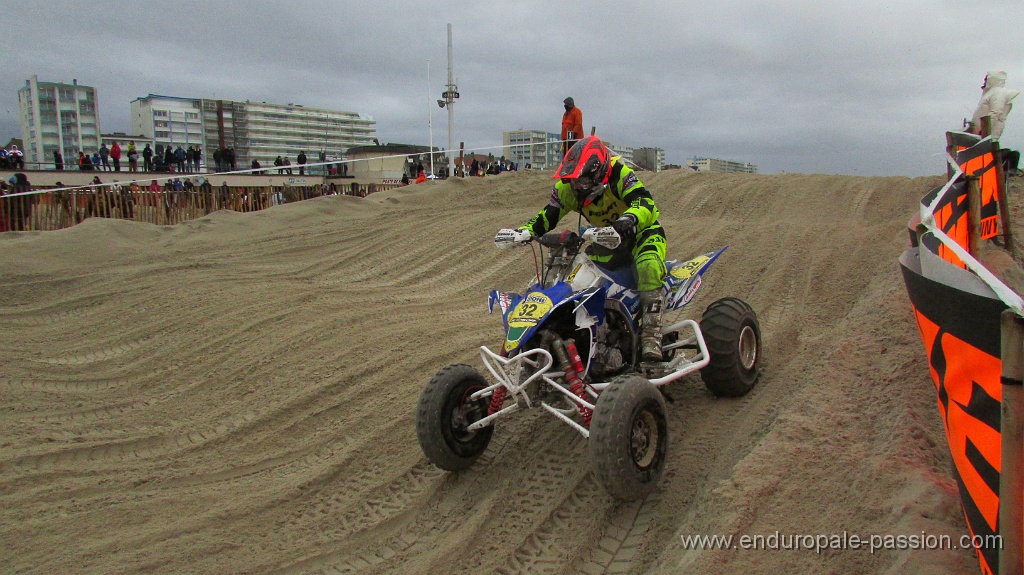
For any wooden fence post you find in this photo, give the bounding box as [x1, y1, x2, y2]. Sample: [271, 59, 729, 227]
[1000, 309, 1024, 575]
[968, 175, 983, 257]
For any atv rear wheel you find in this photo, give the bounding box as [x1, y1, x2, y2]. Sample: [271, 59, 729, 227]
[416, 364, 494, 471]
[589, 374, 668, 501]
[699, 297, 761, 397]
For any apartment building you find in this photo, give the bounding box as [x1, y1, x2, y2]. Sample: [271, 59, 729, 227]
[687, 157, 758, 173]
[132, 94, 377, 171]
[216, 100, 376, 169]
[18, 76, 102, 169]
[502, 129, 561, 169]
[633, 147, 665, 172]
[606, 142, 634, 166]
[130, 95, 204, 157]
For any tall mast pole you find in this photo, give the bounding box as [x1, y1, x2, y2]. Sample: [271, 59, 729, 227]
[444, 24, 458, 176]
[428, 59, 434, 177]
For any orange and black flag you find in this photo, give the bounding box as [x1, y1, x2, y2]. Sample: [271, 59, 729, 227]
[954, 134, 1003, 242]
[923, 134, 1004, 269]
[901, 248, 1004, 575]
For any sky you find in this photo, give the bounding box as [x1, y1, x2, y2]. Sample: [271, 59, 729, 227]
[2, 0, 1021, 176]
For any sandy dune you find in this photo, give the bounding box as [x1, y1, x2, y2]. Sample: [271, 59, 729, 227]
[0, 170, 981, 574]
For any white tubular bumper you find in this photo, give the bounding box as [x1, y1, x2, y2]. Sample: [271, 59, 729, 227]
[469, 345, 596, 436]
[649, 319, 710, 386]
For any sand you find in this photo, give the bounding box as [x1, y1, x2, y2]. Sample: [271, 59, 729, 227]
[0, 169, 984, 574]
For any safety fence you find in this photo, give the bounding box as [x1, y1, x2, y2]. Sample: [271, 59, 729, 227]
[0, 181, 400, 232]
[901, 121, 1022, 575]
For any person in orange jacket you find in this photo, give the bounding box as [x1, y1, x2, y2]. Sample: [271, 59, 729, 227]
[561, 97, 583, 157]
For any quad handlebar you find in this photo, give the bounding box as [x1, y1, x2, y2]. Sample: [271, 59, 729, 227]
[494, 226, 621, 250]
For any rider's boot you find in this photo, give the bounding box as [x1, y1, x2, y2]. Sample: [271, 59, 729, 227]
[639, 290, 666, 363]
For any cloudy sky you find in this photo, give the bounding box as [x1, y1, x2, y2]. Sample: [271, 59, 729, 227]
[2, 0, 1020, 176]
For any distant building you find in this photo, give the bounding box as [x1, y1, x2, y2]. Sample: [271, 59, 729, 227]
[503, 130, 561, 169]
[18, 76, 102, 170]
[606, 142, 635, 166]
[633, 147, 665, 172]
[131, 94, 377, 172]
[688, 157, 758, 173]
[345, 143, 444, 183]
[130, 95, 204, 158]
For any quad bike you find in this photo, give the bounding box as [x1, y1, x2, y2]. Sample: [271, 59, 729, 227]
[415, 226, 761, 500]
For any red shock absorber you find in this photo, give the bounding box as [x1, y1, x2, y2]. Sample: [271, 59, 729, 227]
[563, 340, 593, 426]
[488, 386, 507, 415]
[490, 348, 509, 415]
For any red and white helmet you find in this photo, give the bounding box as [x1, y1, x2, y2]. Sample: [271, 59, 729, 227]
[554, 136, 612, 206]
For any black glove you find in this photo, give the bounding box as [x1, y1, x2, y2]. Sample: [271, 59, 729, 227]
[612, 213, 638, 238]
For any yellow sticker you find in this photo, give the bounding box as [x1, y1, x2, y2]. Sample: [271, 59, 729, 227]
[670, 256, 710, 279]
[507, 293, 554, 329]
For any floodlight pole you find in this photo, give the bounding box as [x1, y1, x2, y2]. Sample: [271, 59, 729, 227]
[427, 59, 434, 177]
[440, 23, 459, 177]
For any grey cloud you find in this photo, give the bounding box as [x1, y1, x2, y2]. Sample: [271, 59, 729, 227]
[2, 0, 1020, 175]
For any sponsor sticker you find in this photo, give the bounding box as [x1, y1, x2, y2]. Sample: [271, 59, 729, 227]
[682, 276, 702, 305]
[670, 256, 710, 280]
[504, 292, 555, 352]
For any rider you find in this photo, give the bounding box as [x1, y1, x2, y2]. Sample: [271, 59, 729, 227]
[497, 136, 668, 362]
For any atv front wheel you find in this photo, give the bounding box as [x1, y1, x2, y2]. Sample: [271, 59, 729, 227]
[589, 374, 669, 501]
[416, 364, 494, 471]
[699, 297, 761, 397]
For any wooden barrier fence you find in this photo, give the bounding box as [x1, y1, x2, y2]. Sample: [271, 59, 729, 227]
[0, 181, 401, 232]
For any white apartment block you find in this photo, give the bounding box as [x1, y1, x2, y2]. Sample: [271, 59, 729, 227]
[214, 100, 376, 169]
[131, 95, 204, 158]
[606, 142, 634, 166]
[688, 157, 758, 173]
[503, 130, 561, 169]
[131, 94, 377, 172]
[18, 76, 102, 169]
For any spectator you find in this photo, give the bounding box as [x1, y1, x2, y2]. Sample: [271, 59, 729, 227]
[174, 146, 186, 173]
[7, 145, 24, 170]
[274, 156, 283, 174]
[200, 178, 213, 209]
[99, 144, 110, 171]
[970, 71, 1021, 175]
[284, 158, 292, 174]
[127, 141, 139, 172]
[110, 141, 122, 172]
[7, 172, 34, 231]
[53, 149, 64, 170]
[88, 175, 108, 218]
[297, 151, 307, 175]
[52, 180, 77, 225]
[92, 151, 102, 170]
[164, 146, 174, 172]
[143, 144, 153, 172]
[185, 146, 195, 173]
[193, 146, 202, 173]
[213, 148, 223, 172]
[147, 179, 161, 211]
[219, 181, 230, 209]
[227, 148, 236, 171]
[561, 97, 584, 157]
[118, 180, 135, 219]
[970, 71, 1019, 139]
[251, 158, 261, 174]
